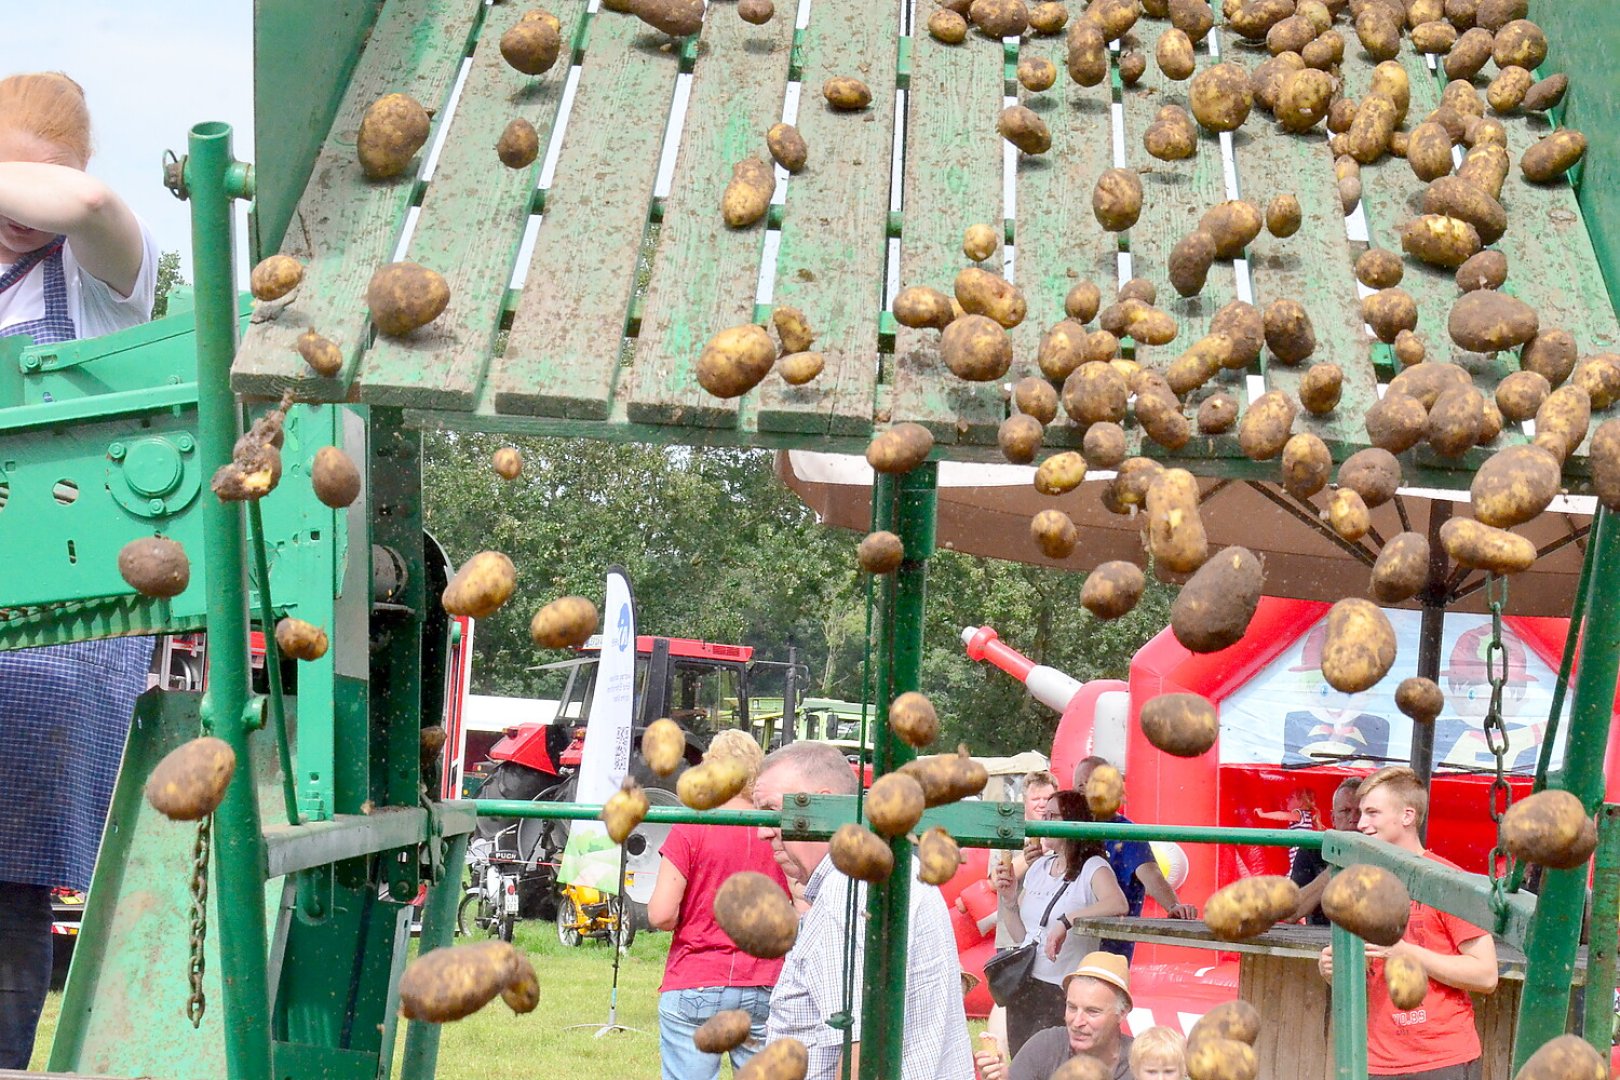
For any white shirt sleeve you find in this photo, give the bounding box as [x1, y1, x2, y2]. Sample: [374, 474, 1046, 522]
[68, 217, 158, 337]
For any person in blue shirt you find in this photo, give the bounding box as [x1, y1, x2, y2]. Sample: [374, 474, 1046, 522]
[1071, 757, 1198, 961]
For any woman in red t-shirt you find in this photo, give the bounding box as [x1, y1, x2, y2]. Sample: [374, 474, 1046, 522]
[648, 729, 791, 1079]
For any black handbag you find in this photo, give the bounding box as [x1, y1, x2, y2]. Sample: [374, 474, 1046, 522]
[983, 877, 1070, 1008]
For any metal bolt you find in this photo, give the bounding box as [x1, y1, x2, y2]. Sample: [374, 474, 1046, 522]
[148, 498, 166, 514]
[108, 442, 126, 460]
[21, 355, 39, 371]
[793, 793, 810, 806]
[176, 435, 195, 452]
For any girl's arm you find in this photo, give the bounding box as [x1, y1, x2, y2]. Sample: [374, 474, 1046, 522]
[0, 161, 145, 296]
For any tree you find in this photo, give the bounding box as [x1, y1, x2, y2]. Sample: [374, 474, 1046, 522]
[152, 251, 186, 319]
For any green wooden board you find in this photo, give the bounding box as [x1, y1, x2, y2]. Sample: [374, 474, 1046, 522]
[488, 10, 684, 418]
[619, 5, 797, 429]
[885, 28, 1007, 443]
[1224, 37, 1378, 455]
[359, 2, 588, 408]
[754, 0, 902, 436]
[232, 0, 483, 399]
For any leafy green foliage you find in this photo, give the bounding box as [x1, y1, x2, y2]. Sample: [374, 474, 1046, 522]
[422, 436, 1174, 757]
[151, 251, 186, 319]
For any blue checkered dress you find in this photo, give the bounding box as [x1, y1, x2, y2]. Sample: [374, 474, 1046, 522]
[1, 239, 154, 891]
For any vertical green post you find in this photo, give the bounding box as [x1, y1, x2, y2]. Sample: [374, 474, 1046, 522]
[184, 122, 272, 1080]
[1582, 805, 1620, 1055]
[1515, 507, 1620, 1067]
[1332, 924, 1368, 1080]
[858, 463, 937, 1080]
[399, 831, 469, 1080]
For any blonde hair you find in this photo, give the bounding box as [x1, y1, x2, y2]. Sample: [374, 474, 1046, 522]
[0, 73, 92, 165]
[1022, 769, 1059, 791]
[1129, 1026, 1187, 1074]
[1358, 765, 1428, 829]
[704, 729, 765, 797]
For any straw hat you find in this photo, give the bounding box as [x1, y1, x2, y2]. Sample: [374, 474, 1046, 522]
[1062, 951, 1132, 1010]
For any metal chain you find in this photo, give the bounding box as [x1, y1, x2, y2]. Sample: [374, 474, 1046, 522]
[1482, 574, 1514, 908]
[186, 815, 212, 1028]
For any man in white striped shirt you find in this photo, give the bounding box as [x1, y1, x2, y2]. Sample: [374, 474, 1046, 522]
[753, 741, 975, 1080]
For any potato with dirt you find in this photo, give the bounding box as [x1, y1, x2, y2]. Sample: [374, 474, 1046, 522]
[1470, 444, 1562, 528]
[641, 717, 686, 776]
[928, 8, 969, 42]
[1396, 676, 1445, 725]
[1205, 875, 1299, 941]
[1501, 789, 1598, 870]
[999, 105, 1051, 155]
[971, 0, 1029, 36]
[738, 0, 774, 24]
[1186, 1038, 1258, 1080]
[296, 330, 343, 377]
[1083, 422, 1128, 468]
[1360, 288, 1418, 345]
[1277, 69, 1334, 133]
[866, 422, 935, 474]
[737, 1039, 809, 1080]
[442, 551, 516, 619]
[889, 691, 939, 749]
[1281, 434, 1332, 499]
[1093, 168, 1143, 232]
[1263, 299, 1316, 365]
[1197, 393, 1238, 434]
[822, 76, 871, 111]
[1425, 386, 1486, 457]
[1514, 1035, 1608, 1080]
[1533, 384, 1592, 463]
[1141, 693, 1220, 757]
[1406, 121, 1454, 183]
[1338, 447, 1401, 508]
[1187, 1000, 1260, 1053]
[1346, 95, 1398, 164]
[772, 309, 814, 358]
[900, 745, 988, 807]
[1171, 546, 1263, 653]
[1328, 488, 1371, 542]
[1321, 597, 1397, 693]
[1521, 74, 1569, 114]
[998, 414, 1044, 464]
[1356, 248, 1403, 289]
[723, 157, 775, 228]
[715, 872, 799, 958]
[357, 93, 431, 180]
[1265, 193, 1302, 237]
[119, 536, 191, 598]
[1031, 509, 1079, 560]
[602, 779, 650, 844]
[1385, 953, 1428, 1011]
[1085, 763, 1125, 818]
[1067, 19, 1109, 86]
[1439, 517, 1537, 574]
[917, 827, 962, 885]
[1521, 329, 1579, 387]
[1448, 290, 1538, 353]
[1145, 107, 1198, 161]
[1146, 469, 1209, 574]
[1081, 561, 1147, 620]
[275, 617, 329, 662]
[1136, 387, 1192, 451]
[518, 596, 597, 656]
[1401, 215, 1481, 270]
[496, 119, 540, 169]
[866, 772, 927, 837]
[1455, 249, 1508, 294]
[892, 285, 954, 330]
[1238, 390, 1296, 461]
[955, 267, 1026, 329]
[1423, 176, 1506, 246]
[1156, 27, 1196, 79]
[1206, 305, 1262, 364]
[399, 940, 520, 1023]
[1189, 63, 1253, 133]
[694, 1010, 754, 1055]
[1363, 392, 1427, 455]
[830, 823, 894, 883]
[145, 736, 236, 821]
[310, 446, 362, 509]
[1322, 863, 1410, 945]
[1062, 363, 1128, 426]
[501, 11, 563, 75]
[367, 261, 449, 336]
[1593, 420, 1620, 513]
[857, 530, 905, 574]
[1034, 452, 1088, 497]
[938, 315, 1011, 383]
[251, 254, 303, 302]
[1521, 130, 1588, 184]
[1200, 201, 1264, 259]
[1296, 363, 1342, 415]
[1013, 376, 1059, 426]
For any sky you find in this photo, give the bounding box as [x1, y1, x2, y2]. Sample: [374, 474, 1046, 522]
[7, 2, 256, 280]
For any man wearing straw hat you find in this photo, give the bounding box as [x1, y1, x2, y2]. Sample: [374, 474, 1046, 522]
[975, 951, 1137, 1080]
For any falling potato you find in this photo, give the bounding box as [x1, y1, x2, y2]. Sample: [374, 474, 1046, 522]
[865, 772, 926, 838]
[1321, 863, 1410, 946]
[694, 1009, 754, 1054]
[1385, 952, 1427, 1011]
[1501, 789, 1598, 870]
[296, 330, 343, 377]
[916, 826, 962, 885]
[145, 736, 237, 821]
[857, 530, 905, 574]
[602, 778, 650, 844]
[529, 595, 599, 648]
[250, 254, 304, 302]
[398, 940, 520, 1022]
[311, 446, 362, 508]
[678, 755, 749, 810]
[641, 717, 686, 776]
[366, 261, 450, 337]
[1085, 763, 1124, 818]
[889, 691, 938, 749]
[715, 871, 799, 959]
[492, 447, 524, 479]
[830, 822, 895, 883]
[274, 617, 329, 662]
[1204, 875, 1299, 941]
[118, 536, 191, 598]
[442, 551, 517, 619]
[501, 951, 540, 1014]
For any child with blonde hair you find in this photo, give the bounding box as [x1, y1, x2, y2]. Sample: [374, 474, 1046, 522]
[1128, 1025, 1188, 1080]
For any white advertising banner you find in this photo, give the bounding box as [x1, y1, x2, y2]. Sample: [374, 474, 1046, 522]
[557, 568, 637, 892]
[1219, 609, 1568, 775]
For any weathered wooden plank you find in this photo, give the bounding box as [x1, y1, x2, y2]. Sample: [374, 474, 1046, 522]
[753, 0, 903, 435]
[358, 2, 587, 409]
[488, 11, 684, 418]
[885, 27, 1007, 443]
[619, 4, 797, 429]
[1223, 38, 1377, 455]
[232, 0, 482, 400]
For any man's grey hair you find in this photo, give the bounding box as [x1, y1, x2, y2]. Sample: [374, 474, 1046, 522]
[759, 741, 859, 795]
[1069, 975, 1130, 1015]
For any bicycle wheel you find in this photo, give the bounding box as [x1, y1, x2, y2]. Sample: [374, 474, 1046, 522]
[609, 896, 636, 951]
[556, 893, 583, 948]
[456, 892, 478, 937]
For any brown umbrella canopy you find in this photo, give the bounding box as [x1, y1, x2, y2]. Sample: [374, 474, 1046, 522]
[777, 450, 1593, 617]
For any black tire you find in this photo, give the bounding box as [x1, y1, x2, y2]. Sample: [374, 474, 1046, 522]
[457, 892, 478, 937]
[557, 894, 584, 948]
[498, 914, 515, 943]
[611, 897, 636, 951]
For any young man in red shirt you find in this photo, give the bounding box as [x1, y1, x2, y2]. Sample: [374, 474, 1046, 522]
[1318, 766, 1499, 1080]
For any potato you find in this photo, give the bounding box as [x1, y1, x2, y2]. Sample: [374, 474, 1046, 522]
[1534, 384, 1592, 463]
[1484, 65, 1532, 115]
[399, 940, 519, 1023]
[1332, 448, 1399, 511]
[971, 0, 1030, 35]
[1321, 863, 1410, 945]
[1294, 363, 1343, 416]
[1521, 329, 1578, 387]
[1276, 68, 1333, 132]
[866, 422, 935, 474]
[857, 530, 905, 574]
[1470, 444, 1561, 528]
[1112, 457, 1165, 510]
[1457, 142, 1509, 200]
[731, 0, 773, 21]
[776, 351, 824, 386]
[1321, 597, 1397, 693]
[1030, 509, 1079, 560]
[1011, 376, 1059, 426]
[1400, 214, 1480, 270]
[1159, 229, 1218, 300]
[1574, 353, 1620, 410]
[866, 772, 927, 838]
[1425, 386, 1485, 457]
[934, 315, 1012, 384]
[1502, 789, 1598, 870]
[145, 736, 236, 821]
[357, 93, 431, 180]
[694, 320, 772, 394]
[928, 7, 969, 41]
[118, 536, 191, 598]
[1593, 420, 1620, 512]
[1491, 17, 1545, 67]
[1170, 0, 1213, 40]
[1117, 48, 1148, 88]
[1441, 78, 1484, 120]
[1521, 130, 1588, 184]
[694, 1010, 754, 1054]
[1401, 122, 1453, 185]
[916, 826, 962, 886]
[1062, 363, 1128, 426]
[500, 11, 563, 76]
[1263, 299, 1316, 365]
[1137, 389, 1192, 452]
[441, 551, 516, 619]
[678, 755, 749, 811]
[1085, 763, 1125, 818]
[367, 261, 450, 336]
[1138, 693, 1218, 757]
[1347, 95, 1398, 164]
[1326, 487, 1371, 542]
[1267, 14, 1316, 55]
[296, 329, 343, 377]
[641, 717, 686, 776]
[1171, 547, 1263, 653]
[1029, 1, 1068, 33]
[1363, 391, 1425, 454]
[1189, 63, 1253, 133]
[1077, 560, 1145, 621]
[1156, 27, 1196, 79]
[830, 822, 895, 883]
[1448, 290, 1538, 353]
[900, 745, 987, 807]
[1067, 19, 1109, 86]
[603, 778, 650, 844]
[631, 0, 705, 34]
[1514, 1035, 1608, 1080]
[1197, 393, 1239, 434]
[1423, 176, 1506, 246]
[888, 691, 939, 750]
[737, 1039, 809, 1080]
[1238, 391, 1296, 461]
[1076, 424, 1124, 472]
[823, 76, 871, 110]
[955, 268, 1026, 329]
[490, 116, 541, 172]
[1391, 676, 1446, 727]
[274, 617, 329, 662]
[1064, 280, 1101, 324]
[715, 871, 798, 959]
[1445, 26, 1493, 80]
[1280, 434, 1332, 499]
[1146, 469, 1209, 574]
[1385, 953, 1428, 1011]
[213, 434, 282, 503]
[1263, 194, 1302, 239]
[773, 308, 814, 357]
[1355, 248, 1403, 289]
[1093, 168, 1143, 232]
[1187, 1001, 1261, 1051]
[1354, 6, 1400, 59]
[1389, 361, 1471, 409]
[1302, 30, 1343, 68]
[1127, 306, 1179, 347]
[529, 594, 599, 648]
[999, 105, 1051, 155]
[1016, 55, 1058, 93]
[1455, 250, 1507, 294]
[1485, 371, 1550, 428]
[1200, 201, 1264, 259]
[723, 157, 775, 228]
[499, 951, 539, 1015]
[953, 224, 996, 266]
[1145, 112, 1198, 161]
[892, 285, 954, 330]
[1204, 875, 1299, 940]
[1034, 451, 1089, 497]
[1439, 517, 1537, 574]
[1227, 0, 1292, 40]
[1520, 73, 1569, 114]
[1165, 337, 1226, 396]
[991, 414, 1041, 465]
[1410, 18, 1456, 52]
[305, 446, 361, 510]
[250, 254, 304, 302]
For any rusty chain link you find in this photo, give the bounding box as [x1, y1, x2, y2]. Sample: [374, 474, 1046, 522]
[186, 815, 212, 1028]
[1482, 574, 1514, 911]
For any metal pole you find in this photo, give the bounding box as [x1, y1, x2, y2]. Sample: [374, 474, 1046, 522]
[1331, 924, 1369, 1080]
[184, 121, 272, 1080]
[1514, 507, 1620, 1068]
[248, 500, 299, 827]
[859, 463, 937, 1080]
[399, 831, 468, 1080]
[1581, 805, 1620, 1056]
[1410, 504, 1452, 808]
[783, 644, 799, 746]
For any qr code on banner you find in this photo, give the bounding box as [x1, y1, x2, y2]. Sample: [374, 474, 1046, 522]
[614, 727, 631, 772]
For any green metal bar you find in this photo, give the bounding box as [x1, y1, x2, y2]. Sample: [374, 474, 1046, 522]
[263, 805, 477, 878]
[470, 799, 781, 828]
[247, 500, 299, 828]
[1582, 804, 1620, 1055]
[1515, 507, 1620, 1068]
[0, 381, 198, 434]
[398, 831, 468, 1080]
[1331, 922, 1368, 1080]
[860, 463, 936, 1080]
[185, 120, 272, 1080]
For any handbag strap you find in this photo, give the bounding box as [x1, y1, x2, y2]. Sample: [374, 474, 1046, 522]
[1034, 861, 1072, 930]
